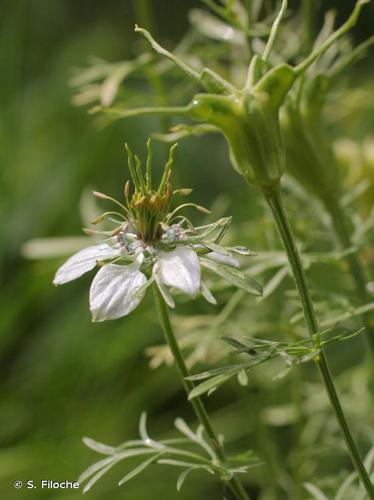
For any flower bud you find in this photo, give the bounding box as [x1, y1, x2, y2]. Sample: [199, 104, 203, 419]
[195, 204, 211, 214]
[124, 180, 130, 199]
[111, 226, 123, 236]
[92, 191, 110, 199]
[174, 188, 193, 196]
[91, 214, 106, 225]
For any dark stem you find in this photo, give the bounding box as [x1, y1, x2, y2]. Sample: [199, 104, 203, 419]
[263, 186, 374, 498]
[152, 283, 250, 500]
[324, 196, 374, 353]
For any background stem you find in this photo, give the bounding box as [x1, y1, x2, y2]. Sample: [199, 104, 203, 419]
[132, 0, 171, 133]
[324, 196, 374, 353]
[263, 186, 374, 498]
[302, 0, 316, 55]
[152, 282, 250, 500]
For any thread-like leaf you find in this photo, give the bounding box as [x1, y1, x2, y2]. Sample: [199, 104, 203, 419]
[118, 452, 164, 486]
[199, 257, 262, 295]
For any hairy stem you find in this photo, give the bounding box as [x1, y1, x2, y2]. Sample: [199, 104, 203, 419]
[263, 186, 374, 498]
[324, 196, 374, 353]
[152, 283, 250, 500]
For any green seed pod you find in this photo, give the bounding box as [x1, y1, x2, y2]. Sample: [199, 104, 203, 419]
[240, 93, 285, 187]
[188, 70, 295, 189]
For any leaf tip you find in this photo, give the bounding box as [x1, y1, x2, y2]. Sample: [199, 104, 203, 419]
[82, 436, 90, 445]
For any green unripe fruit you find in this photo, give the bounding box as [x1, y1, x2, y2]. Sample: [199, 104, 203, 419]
[188, 90, 287, 188]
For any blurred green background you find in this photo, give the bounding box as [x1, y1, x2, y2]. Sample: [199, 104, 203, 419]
[0, 1, 373, 499]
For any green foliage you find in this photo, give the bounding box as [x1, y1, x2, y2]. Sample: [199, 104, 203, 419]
[1, 1, 373, 499]
[79, 413, 260, 493]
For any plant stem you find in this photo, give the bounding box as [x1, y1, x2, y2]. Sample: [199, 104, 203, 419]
[301, 0, 316, 55]
[244, 0, 253, 59]
[132, 0, 171, 133]
[263, 186, 374, 499]
[152, 282, 250, 500]
[324, 196, 374, 353]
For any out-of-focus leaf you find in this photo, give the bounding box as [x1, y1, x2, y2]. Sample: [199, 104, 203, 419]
[303, 482, 329, 500]
[189, 9, 245, 45]
[22, 236, 90, 259]
[199, 257, 262, 295]
[153, 123, 218, 142]
[258, 265, 289, 300]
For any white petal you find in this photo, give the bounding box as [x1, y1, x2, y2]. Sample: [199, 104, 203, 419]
[53, 243, 120, 285]
[206, 251, 240, 268]
[89, 262, 147, 322]
[158, 246, 201, 296]
[153, 262, 175, 308]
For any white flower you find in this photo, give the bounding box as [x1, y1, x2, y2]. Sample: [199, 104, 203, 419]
[52, 215, 260, 322]
[53, 238, 213, 322]
[51, 143, 260, 322]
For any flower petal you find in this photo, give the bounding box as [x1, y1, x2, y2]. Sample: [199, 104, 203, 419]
[207, 251, 240, 268]
[53, 243, 120, 285]
[89, 262, 147, 322]
[158, 246, 201, 296]
[153, 262, 175, 308]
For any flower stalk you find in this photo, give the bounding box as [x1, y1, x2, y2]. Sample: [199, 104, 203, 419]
[281, 30, 374, 352]
[263, 185, 374, 499]
[152, 282, 250, 500]
[324, 197, 374, 353]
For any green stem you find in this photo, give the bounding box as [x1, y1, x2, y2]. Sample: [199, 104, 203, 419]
[263, 186, 374, 499]
[295, 1, 366, 76]
[100, 104, 190, 120]
[301, 0, 316, 55]
[324, 197, 374, 353]
[244, 0, 253, 60]
[250, 376, 292, 498]
[152, 283, 250, 500]
[133, 0, 155, 34]
[132, 0, 171, 133]
[290, 365, 307, 498]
